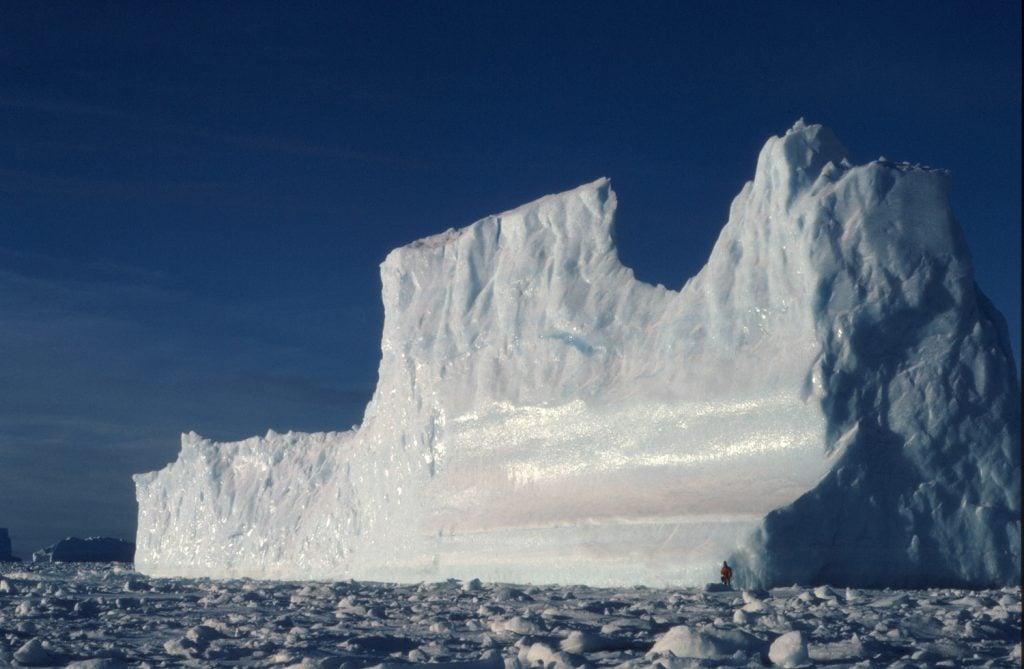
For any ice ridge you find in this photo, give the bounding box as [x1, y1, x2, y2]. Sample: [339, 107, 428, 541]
[134, 122, 1020, 587]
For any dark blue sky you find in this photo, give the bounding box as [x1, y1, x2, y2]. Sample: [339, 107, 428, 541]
[1, 2, 1019, 554]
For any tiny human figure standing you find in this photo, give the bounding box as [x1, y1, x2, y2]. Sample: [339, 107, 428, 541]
[720, 561, 733, 587]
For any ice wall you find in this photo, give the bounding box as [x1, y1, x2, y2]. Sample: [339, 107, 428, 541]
[135, 121, 1020, 587]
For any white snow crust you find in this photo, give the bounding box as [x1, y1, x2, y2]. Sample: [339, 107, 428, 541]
[134, 121, 1020, 587]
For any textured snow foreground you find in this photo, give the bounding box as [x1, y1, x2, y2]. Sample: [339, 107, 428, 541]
[0, 565, 1021, 668]
[135, 121, 1020, 587]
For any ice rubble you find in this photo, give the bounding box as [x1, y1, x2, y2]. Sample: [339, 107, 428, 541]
[2, 565, 1020, 667]
[134, 121, 1020, 587]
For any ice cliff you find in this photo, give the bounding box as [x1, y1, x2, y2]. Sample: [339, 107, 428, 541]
[134, 121, 1020, 587]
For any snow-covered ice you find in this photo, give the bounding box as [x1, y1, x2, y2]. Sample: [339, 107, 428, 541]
[0, 564, 1020, 668]
[134, 121, 1020, 587]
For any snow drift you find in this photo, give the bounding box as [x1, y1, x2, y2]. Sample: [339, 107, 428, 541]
[134, 121, 1020, 587]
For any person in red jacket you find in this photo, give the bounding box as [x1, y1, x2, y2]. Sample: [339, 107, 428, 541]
[720, 561, 733, 587]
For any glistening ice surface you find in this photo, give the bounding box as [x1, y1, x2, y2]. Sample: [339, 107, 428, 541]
[423, 398, 826, 585]
[0, 565, 1021, 668]
[135, 121, 1020, 587]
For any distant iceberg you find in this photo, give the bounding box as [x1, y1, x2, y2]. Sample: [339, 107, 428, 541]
[0, 528, 17, 562]
[135, 121, 1020, 587]
[33, 537, 135, 563]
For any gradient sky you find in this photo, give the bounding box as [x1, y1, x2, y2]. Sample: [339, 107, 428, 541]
[1, 2, 1020, 555]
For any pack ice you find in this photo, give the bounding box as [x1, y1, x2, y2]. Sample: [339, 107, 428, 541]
[134, 121, 1020, 587]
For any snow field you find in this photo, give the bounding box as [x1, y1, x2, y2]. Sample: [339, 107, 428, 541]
[0, 563, 1020, 667]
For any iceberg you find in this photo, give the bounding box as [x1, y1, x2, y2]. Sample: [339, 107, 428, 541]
[134, 121, 1020, 587]
[31, 537, 135, 563]
[0, 528, 15, 562]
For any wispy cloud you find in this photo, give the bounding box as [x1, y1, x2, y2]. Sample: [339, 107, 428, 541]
[0, 94, 133, 119]
[169, 125, 413, 166]
[0, 93, 415, 167]
[0, 167, 252, 205]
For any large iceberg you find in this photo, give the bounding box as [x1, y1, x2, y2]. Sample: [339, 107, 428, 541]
[134, 121, 1020, 587]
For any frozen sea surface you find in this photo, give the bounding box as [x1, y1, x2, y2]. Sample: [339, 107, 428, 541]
[0, 564, 1020, 668]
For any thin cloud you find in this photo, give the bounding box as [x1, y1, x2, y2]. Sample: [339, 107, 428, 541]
[0, 94, 132, 119]
[0, 93, 416, 167]
[0, 166, 243, 202]
[0, 248, 183, 313]
[168, 125, 415, 167]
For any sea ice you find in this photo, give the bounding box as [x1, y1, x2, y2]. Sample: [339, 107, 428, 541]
[135, 121, 1020, 587]
[3, 565, 1017, 669]
[768, 630, 809, 667]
